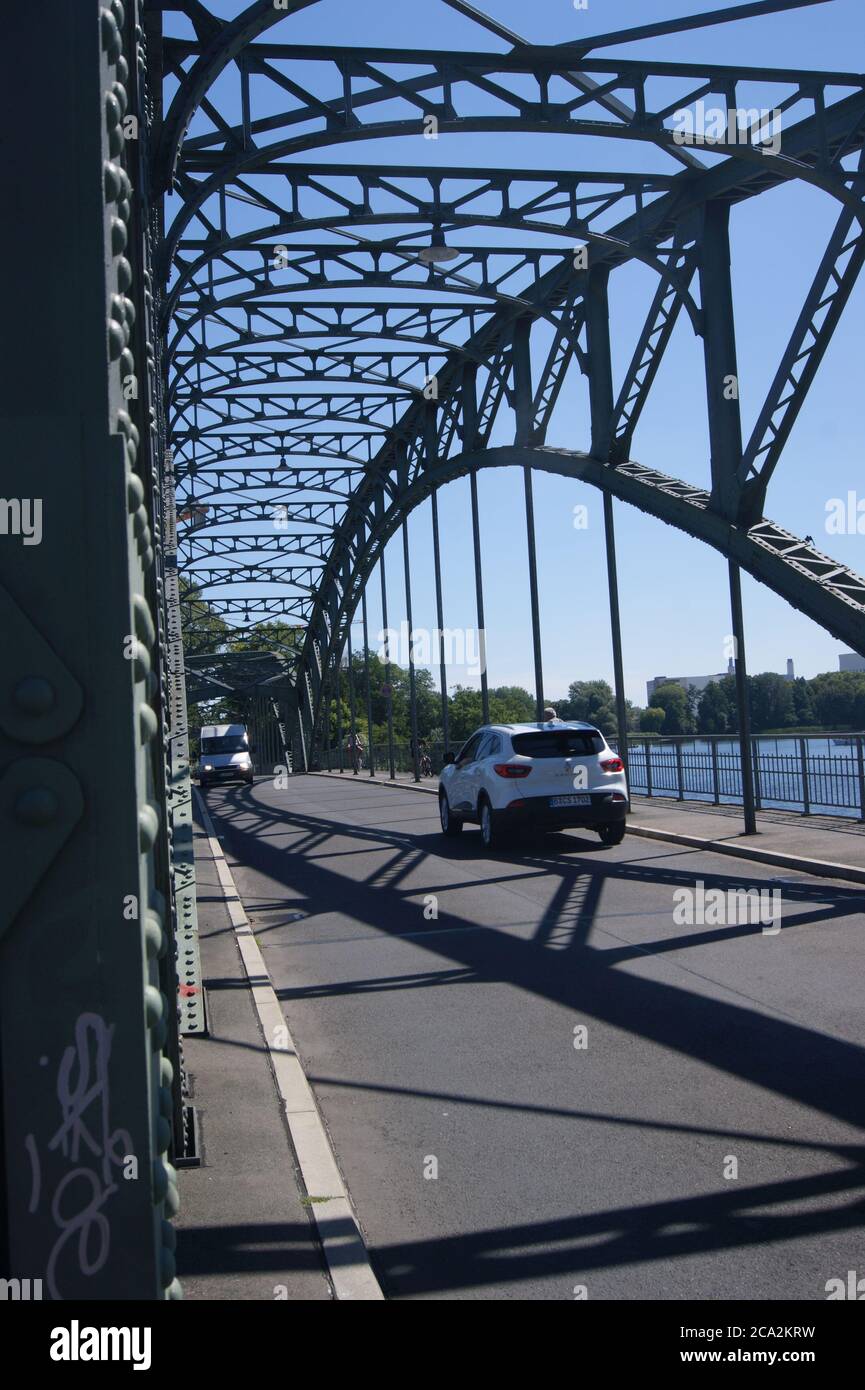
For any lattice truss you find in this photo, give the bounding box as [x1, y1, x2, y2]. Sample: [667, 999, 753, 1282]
[153, 0, 865, 720]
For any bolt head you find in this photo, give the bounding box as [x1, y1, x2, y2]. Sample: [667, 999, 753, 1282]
[14, 677, 56, 716]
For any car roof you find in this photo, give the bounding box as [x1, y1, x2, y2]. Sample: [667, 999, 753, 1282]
[200, 723, 247, 737]
[483, 721, 600, 734]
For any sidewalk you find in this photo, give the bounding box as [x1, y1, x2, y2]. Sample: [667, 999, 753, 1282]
[316, 769, 865, 884]
[175, 801, 333, 1301]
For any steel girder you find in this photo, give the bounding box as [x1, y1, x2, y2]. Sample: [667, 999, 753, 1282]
[150, 0, 865, 766]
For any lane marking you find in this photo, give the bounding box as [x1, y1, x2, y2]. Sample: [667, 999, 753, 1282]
[194, 788, 384, 1302]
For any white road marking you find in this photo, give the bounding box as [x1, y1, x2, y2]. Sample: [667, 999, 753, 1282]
[194, 789, 384, 1302]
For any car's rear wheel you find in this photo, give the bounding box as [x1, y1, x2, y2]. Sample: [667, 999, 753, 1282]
[479, 795, 502, 851]
[439, 791, 463, 837]
[598, 822, 626, 846]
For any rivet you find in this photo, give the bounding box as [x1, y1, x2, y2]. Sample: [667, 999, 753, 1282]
[15, 787, 59, 827]
[13, 676, 56, 716]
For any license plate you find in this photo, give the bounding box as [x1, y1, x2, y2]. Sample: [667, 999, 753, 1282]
[549, 794, 591, 808]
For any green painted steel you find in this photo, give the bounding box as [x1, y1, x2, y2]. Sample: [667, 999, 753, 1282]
[0, 0, 182, 1298]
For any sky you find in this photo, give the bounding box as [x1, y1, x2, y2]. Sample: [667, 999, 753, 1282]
[166, 0, 865, 706]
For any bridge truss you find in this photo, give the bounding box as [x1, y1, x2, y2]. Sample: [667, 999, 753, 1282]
[156, 0, 865, 790]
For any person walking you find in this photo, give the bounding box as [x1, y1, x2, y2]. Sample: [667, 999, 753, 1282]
[347, 729, 365, 774]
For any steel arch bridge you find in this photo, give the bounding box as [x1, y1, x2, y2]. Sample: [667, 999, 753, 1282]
[159, 0, 865, 781]
[1, 0, 864, 1299]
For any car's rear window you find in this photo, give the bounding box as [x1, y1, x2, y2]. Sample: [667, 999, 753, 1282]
[511, 730, 603, 758]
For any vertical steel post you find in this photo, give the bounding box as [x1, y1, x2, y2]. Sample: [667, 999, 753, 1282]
[469, 472, 490, 727]
[463, 364, 489, 725]
[675, 739, 685, 801]
[645, 739, 653, 798]
[512, 318, 545, 721]
[324, 671, 332, 771]
[430, 490, 451, 753]
[380, 553, 396, 779]
[799, 736, 811, 816]
[753, 738, 763, 812]
[335, 648, 344, 773]
[856, 736, 865, 823]
[524, 468, 545, 723]
[347, 621, 358, 773]
[728, 562, 757, 834]
[699, 201, 745, 523]
[586, 263, 630, 783]
[403, 520, 421, 782]
[603, 495, 631, 790]
[361, 586, 375, 776]
[711, 738, 720, 805]
[698, 198, 755, 832]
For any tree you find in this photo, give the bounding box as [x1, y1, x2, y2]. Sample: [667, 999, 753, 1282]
[791, 677, 816, 727]
[697, 680, 731, 734]
[228, 621, 304, 657]
[445, 684, 535, 743]
[179, 578, 229, 656]
[749, 672, 795, 732]
[626, 699, 642, 732]
[490, 685, 536, 725]
[649, 681, 693, 735]
[559, 679, 617, 735]
[640, 706, 665, 733]
[808, 671, 865, 729]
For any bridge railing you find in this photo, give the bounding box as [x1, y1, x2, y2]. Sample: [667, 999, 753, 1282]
[322, 732, 865, 821]
[613, 733, 865, 821]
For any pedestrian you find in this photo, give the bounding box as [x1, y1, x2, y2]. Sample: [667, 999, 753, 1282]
[347, 729, 364, 774]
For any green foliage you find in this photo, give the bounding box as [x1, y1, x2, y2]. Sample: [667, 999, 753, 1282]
[558, 679, 617, 735]
[749, 672, 796, 731]
[808, 671, 865, 729]
[639, 705, 665, 733]
[696, 679, 731, 734]
[648, 681, 693, 734]
[227, 621, 304, 657]
[179, 578, 230, 657]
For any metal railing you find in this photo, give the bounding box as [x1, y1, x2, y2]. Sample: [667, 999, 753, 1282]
[323, 732, 865, 821]
[616, 733, 865, 821]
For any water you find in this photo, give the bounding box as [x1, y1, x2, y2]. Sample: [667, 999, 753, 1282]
[622, 736, 865, 820]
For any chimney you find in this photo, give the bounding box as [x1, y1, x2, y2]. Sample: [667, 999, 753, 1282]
[786, 658, 794, 681]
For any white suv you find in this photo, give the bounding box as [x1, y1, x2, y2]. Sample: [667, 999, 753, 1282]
[438, 722, 628, 850]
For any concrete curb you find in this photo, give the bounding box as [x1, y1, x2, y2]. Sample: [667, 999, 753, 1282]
[314, 770, 438, 795]
[627, 824, 865, 886]
[310, 772, 865, 885]
[193, 788, 385, 1301]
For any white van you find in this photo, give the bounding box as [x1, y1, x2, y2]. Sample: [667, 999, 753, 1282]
[198, 724, 254, 789]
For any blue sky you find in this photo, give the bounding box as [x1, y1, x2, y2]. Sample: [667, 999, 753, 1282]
[167, 0, 865, 704]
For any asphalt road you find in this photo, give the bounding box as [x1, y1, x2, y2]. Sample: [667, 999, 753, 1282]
[201, 773, 865, 1301]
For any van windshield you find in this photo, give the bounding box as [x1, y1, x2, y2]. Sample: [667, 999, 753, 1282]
[201, 736, 248, 754]
[512, 730, 603, 758]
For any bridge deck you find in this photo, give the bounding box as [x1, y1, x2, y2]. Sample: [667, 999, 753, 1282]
[183, 774, 865, 1301]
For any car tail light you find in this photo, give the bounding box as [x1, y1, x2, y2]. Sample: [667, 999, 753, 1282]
[493, 763, 531, 778]
[507, 798, 527, 808]
[601, 757, 624, 773]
